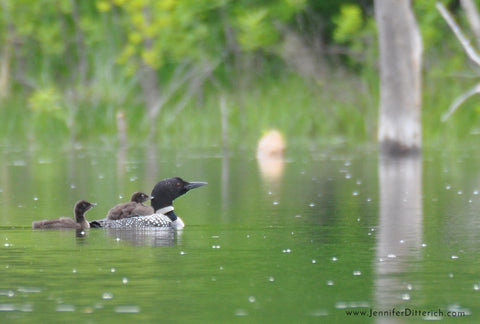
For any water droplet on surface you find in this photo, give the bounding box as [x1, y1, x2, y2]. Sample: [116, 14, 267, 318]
[406, 284, 413, 290]
[451, 255, 459, 260]
[102, 292, 113, 300]
[248, 296, 256, 303]
[235, 309, 248, 316]
[0, 304, 15, 311]
[421, 243, 427, 247]
[457, 190, 463, 195]
[309, 309, 329, 317]
[114, 305, 140, 313]
[345, 173, 351, 179]
[356, 180, 362, 185]
[401, 293, 410, 301]
[122, 277, 128, 284]
[311, 259, 316, 264]
[449, 273, 454, 278]
[352, 191, 359, 196]
[83, 307, 93, 314]
[282, 249, 291, 253]
[33, 197, 38, 201]
[72, 268, 77, 274]
[474, 190, 479, 195]
[268, 276, 275, 282]
[309, 203, 315, 207]
[273, 201, 279, 205]
[19, 304, 33, 312]
[474, 284, 479, 291]
[326, 280, 334, 286]
[110, 268, 116, 273]
[387, 254, 396, 259]
[56, 304, 75, 312]
[446, 185, 451, 190]
[353, 270, 362, 276]
[331, 257, 338, 262]
[180, 251, 186, 255]
[399, 240, 404, 244]
[212, 245, 221, 249]
[18, 287, 41, 293]
[7, 291, 14, 297]
[70, 184, 76, 189]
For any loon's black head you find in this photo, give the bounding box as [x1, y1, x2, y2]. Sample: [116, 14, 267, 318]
[150, 177, 207, 213]
[74, 200, 96, 222]
[130, 192, 153, 204]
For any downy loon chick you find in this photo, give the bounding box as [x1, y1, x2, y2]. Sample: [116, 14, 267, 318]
[90, 177, 207, 229]
[32, 200, 96, 229]
[107, 192, 154, 220]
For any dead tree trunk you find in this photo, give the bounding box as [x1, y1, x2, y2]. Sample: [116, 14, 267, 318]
[375, 0, 422, 155]
[461, 0, 480, 47]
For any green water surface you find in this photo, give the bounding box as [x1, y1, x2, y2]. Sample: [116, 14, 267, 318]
[0, 145, 479, 323]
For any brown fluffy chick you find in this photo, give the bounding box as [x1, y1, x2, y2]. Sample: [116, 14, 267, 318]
[32, 200, 96, 229]
[106, 192, 154, 220]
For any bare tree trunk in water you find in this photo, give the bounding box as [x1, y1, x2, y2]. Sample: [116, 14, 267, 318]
[375, 0, 422, 155]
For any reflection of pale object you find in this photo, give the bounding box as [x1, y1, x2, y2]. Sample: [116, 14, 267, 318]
[256, 130, 286, 182]
[257, 156, 285, 182]
[256, 130, 286, 159]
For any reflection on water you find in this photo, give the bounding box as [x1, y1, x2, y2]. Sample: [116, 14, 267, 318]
[256, 129, 286, 191]
[375, 154, 423, 322]
[105, 228, 178, 246]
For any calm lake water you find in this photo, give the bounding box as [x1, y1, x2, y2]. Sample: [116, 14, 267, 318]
[1, 144, 480, 323]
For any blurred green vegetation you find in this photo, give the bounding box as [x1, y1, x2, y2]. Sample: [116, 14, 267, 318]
[0, 0, 479, 150]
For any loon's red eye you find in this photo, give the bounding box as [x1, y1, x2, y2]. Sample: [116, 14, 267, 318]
[176, 182, 181, 187]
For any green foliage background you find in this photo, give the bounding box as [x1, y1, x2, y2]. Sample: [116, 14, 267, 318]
[0, 0, 478, 150]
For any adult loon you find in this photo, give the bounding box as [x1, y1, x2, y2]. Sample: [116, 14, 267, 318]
[32, 200, 96, 229]
[90, 177, 207, 229]
[107, 192, 154, 220]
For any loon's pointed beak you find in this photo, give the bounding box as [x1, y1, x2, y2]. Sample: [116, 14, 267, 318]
[184, 181, 208, 190]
